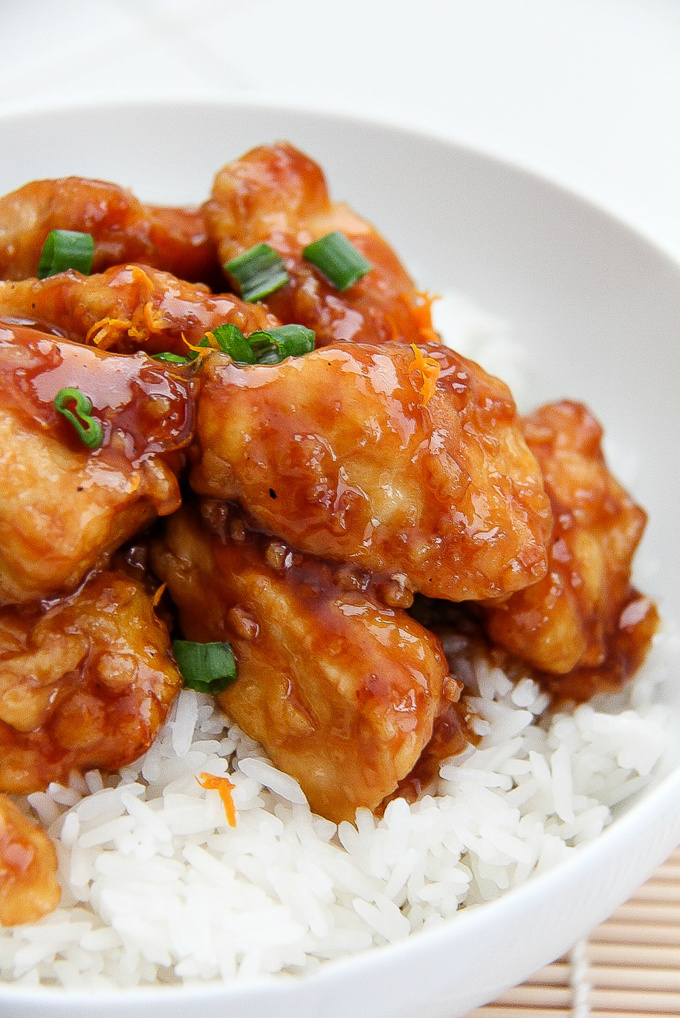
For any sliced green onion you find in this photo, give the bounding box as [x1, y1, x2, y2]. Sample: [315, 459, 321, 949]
[184, 325, 256, 365]
[191, 322, 315, 367]
[53, 387, 104, 450]
[172, 639, 237, 694]
[302, 231, 371, 290]
[224, 243, 289, 302]
[38, 229, 95, 280]
[247, 324, 315, 363]
[210, 323, 257, 363]
[151, 352, 191, 364]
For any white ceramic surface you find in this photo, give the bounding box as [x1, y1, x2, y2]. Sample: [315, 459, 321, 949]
[1, 100, 680, 1018]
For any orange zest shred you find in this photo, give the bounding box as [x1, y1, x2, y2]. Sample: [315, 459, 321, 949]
[197, 772, 237, 827]
[127, 300, 166, 342]
[408, 343, 441, 407]
[85, 316, 133, 349]
[127, 263, 154, 294]
[152, 582, 167, 609]
[182, 331, 219, 360]
[400, 289, 441, 345]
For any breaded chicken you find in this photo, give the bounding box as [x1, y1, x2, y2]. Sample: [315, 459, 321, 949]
[0, 794, 60, 926]
[205, 141, 440, 348]
[0, 263, 280, 358]
[0, 570, 181, 793]
[151, 504, 450, 822]
[0, 176, 215, 282]
[482, 400, 657, 697]
[190, 340, 552, 602]
[0, 324, 196, 605]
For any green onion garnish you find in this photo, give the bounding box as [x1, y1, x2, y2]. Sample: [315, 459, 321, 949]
[38, 229, 95, 280]
[185, 324, 257, 365]
[224, 243, 289, 302]
[53, 387, 104, 450]
[151, 352, 191, 364]
[211, 323, 257, 363]
[172, 640, 237, 694]
[247, 324, 315, 363]
[302, 231, 371, 291]
[192, 322, 315, 366]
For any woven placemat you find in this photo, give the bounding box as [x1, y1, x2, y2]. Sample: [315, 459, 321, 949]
[468, 845, 680, 1017]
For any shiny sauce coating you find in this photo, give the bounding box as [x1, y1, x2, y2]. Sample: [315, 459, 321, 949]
[190, 340, 553, 602]
[204, 141, 438, 348]
[0, 176, 216, 283]
[151, 503, 450, 823]
[0, 263, 281, 357]
[0, 324, 196, 605]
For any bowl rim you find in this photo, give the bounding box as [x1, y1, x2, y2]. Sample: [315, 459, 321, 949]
[0, 95, 679, 1008]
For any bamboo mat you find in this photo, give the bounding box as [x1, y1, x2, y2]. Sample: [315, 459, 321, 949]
[468, 845, 680, 1018]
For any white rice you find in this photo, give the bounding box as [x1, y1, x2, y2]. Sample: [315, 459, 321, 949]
[1, 627, 676, 990]
[1, 294, 677, 989]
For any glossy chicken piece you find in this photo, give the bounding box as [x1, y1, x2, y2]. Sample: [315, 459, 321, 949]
[0, 176, 216, 282]
[482, 401, 656, 698]
[0, 794, 60, 925]
[205, 142, 439, 348]
[151, 504, 449, 823]
[0, 570, 181, 794]
[0, 324, 196, 606]
[190, 341, 553, 602]
[0, 263, 280, 358]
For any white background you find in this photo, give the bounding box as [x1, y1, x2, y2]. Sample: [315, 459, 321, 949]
[1, 0, 680, 261]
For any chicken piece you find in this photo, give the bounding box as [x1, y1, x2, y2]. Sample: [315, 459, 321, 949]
[190, 340, 553, 602]
[151, 504, 449, 823]
[0, 176, 216, 282]
[205, 141, 439, 348]
[0, 324, 196, 606]
[0, 263, 280, 359]
[482, 400, 657, 698]
[0, 570, 181, 794]
[0, 794, 60, 925]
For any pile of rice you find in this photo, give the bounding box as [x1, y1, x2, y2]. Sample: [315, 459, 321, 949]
[0, 295, 677, 990]
[0, 630, 676, 990]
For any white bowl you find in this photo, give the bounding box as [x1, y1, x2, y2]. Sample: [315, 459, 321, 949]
[1, 100, 680, 1018]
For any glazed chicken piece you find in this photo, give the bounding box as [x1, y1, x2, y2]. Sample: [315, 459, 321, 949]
[0, 324, 196, 606]
[0, 263, 280, 359]
[205, 141, 440, 348]
[151, 504, 451, 823]
[0, 794, 60, 925]
[190, 340, 553, 602]
[482, 400, 657, 699]
[0, 176, 216, 283]
[0, 570, 182, 794]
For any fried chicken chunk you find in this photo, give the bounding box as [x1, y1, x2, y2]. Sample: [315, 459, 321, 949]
[205, 141, 439, 348]
[482, 400, 657, 698]
[0, 570, 182, 794]
[190, 341, 552, 602]
[151, 505, 450, 823]
[0, 324, 196, 605]
[0, 794, 60, 926]
[0, 263, 280, 358]
[0, 176, 215, 282]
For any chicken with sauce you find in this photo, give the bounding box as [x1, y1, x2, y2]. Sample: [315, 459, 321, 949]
[0, 795, 60, 926]
[190, 338, 553, 602]
[0, 263, 280, 358]
[151, 503, 452, 823]
[0, 570, 181, 794]
[0, 176, 215, 283]
[205, 141, 440, 348]
[0, 146, 659, 925]
[0, 324, 196, 605]
[481, 400, 658, 701]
